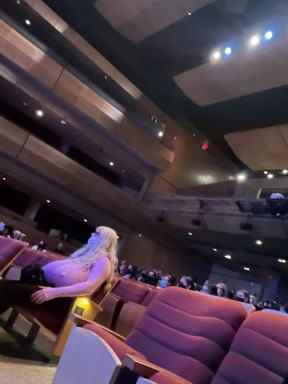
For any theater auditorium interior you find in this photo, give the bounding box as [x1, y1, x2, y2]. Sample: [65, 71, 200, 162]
[1, 0, 288, 383]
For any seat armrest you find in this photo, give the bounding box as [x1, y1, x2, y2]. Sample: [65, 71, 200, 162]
[72, 314, 126, 342]
[122, 354, 160, 378]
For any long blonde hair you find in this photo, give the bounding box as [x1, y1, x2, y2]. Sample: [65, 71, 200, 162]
[70, 226, 119, 280]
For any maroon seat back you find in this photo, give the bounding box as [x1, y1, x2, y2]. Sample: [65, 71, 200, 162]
[0, 236, 26, 271]
[142, 287, 160, 306]
[14, 248, 64, 267]
[127, 287, 247, 384]
[212, 311, 288, 384]
[113, 279, 150, 304]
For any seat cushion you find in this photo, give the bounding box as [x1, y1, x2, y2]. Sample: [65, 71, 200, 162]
[84, 322, 146, 361]
[212, 311, 288, 384]
[127, 287, 247, 384]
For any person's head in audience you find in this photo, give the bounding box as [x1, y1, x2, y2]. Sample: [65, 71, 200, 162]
[216, 282, 228, 297]
[234, 289, 250, 303]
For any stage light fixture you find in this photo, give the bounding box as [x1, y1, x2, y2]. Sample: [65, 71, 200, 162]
[265, 30, 273, 40]
[249, 35, 260, 47]
[211, 50, 221, 61]
[224, 47, 232, 56]
[224, 254, 232, 260]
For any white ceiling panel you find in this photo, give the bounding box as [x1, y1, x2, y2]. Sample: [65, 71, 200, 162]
[225, 124, 288, 170]
[95, 0, 215, 43]
[174, 30, 288, 106]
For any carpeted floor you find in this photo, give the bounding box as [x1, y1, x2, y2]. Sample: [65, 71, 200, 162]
[0, 310, 57, 383]
[0, 356, 56, 384]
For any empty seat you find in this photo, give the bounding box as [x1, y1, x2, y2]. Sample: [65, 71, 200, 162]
[85, 287, 247, 384]
[113, 279, 150, 304]
[212, 311, 288, 384]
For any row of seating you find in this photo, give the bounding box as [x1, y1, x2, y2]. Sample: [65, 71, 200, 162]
[58, 286, 288, 384]
[98, 279, 160, 336]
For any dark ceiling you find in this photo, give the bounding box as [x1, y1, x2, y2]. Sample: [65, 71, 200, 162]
[40, 0, 288, 158]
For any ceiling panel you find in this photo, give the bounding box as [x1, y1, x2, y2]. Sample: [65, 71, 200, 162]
[225, 124, 288, 170]
[174, 30, 288, 106]
[95, 0, 215, 43]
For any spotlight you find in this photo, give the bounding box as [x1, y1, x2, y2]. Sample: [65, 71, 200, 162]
[211, 50, 221, 62]
[138, 233, 143, 238]
[265, 30, 273, 40]
[16, 0, 21, 4]
[60, 120, 67, 125]
[35, 109, 44, 118]
[83, 218, 88, 223]
[2, 177, 7, 182]
[249, 35, 260, 47]
[236, 173, 247, 183]
[267, 173, 274, 179]
[157, 130, 164, 138]
[224, 47, 232, 56]
[224, 254, 232, 260]
[109, 161, 115, 167]
[278, 259, 287, 264]
[186, 10, 192, 16]
[25, 19, 31, 26]
[212, 248, 218, 252]
[255, 240, 263, 246]
[282, 169, 288, 175]
[264, 171, 268, 175]
[45, 199, 51, 204]
[188, 232, 193, 237]
[243, 267, 250, 272]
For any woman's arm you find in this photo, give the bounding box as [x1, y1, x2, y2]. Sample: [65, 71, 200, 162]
[31, 257, 111, 304]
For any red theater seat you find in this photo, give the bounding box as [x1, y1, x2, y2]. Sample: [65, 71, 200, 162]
[0, 236, 27, 273]
[113, 279, 150, 304]
[212, 311, 288, 384]
[85, 287, 247, 384]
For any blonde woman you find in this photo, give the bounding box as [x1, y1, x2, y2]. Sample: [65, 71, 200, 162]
[0, 226, 119, 311]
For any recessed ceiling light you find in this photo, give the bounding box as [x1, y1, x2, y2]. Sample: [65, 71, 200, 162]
[157, 130, 164, 138]
[224, 254, 232, 260]
[188, 232, 193, 236]
[25, 19, 31, 26]
[282, 169, 288, 175]
[243, 266, 250, 272]
[265, 30, 273, 40]
[2, 177, 7, 182]
[224, 47, 232, 56]
[249, 35, 260, 47]
[46, 199, 51, 204]
[109, 161, 115, 167]
[83, 218, 88, 223]
[236, 173, 247, 182]
[35, 109, 44, 118]
[60, 120, 67, 125]
[211, 50, 221, 62]
[255, 240, 263, 246]
[267, 173, 274, 179]
[278, 259, 287, 264]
